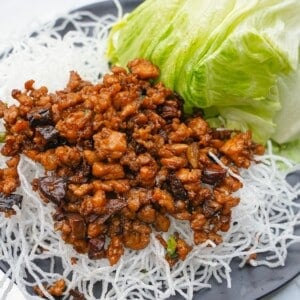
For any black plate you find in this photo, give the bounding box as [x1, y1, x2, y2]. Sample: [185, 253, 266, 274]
[1, 1, 300, 299]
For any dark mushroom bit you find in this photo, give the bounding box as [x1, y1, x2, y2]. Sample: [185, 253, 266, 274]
[0, 193, 23, 217]
[0, 58, 264, 266]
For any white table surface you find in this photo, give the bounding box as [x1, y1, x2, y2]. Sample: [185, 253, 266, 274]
[0, 0, 299, 299]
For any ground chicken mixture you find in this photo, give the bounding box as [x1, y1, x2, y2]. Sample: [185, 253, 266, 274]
[0, 59, 264, 281]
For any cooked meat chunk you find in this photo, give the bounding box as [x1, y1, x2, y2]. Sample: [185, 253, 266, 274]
[123, 220, 152, 250]
[0, 100, 7, 118]
[33, 279, 66, 298]
[127, 58, 160, 79]
[56, 110, 93, 142]
[220, 131, 254, 168]
[154, 212, 170, 232]
[152, 188, 175, 213]
[107, 235, 124, 266]
[92, 162, 124, 180]
[0, 156, 20, 195]
[47, 279, 66, 297]
[93, 128, 127, 161]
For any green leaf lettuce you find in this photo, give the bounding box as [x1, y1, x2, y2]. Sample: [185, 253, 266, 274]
[107, 0, 300, 160]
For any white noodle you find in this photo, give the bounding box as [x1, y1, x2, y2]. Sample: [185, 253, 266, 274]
[208, 151, 244, 182]
[0, 2, 300, 299]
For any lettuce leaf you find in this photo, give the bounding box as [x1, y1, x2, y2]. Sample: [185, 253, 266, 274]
[272, 63, 300, 144]
[273, 139, 300, 163]
[107, 0, 300, 158]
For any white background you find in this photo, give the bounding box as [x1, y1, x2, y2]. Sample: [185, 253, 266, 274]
[0, 0, 299, 299]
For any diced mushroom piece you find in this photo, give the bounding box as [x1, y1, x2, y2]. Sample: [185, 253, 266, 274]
[167, 172, 187, 200]
[37, 175, 67, 204]
[202, 164, 227, 185]
[106, 198, 127, 215]
[67, 213, 86, 240]
[0, 193, 22, 215]
[27, 107, 52, 127]
[158, 99, 182, 120]
[35, 125, 60, 147]
[88, 235, 106, 259]
[69, 289, 85, 300]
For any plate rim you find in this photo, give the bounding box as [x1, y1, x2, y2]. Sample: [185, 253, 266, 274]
[0, 1, 300, 299]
